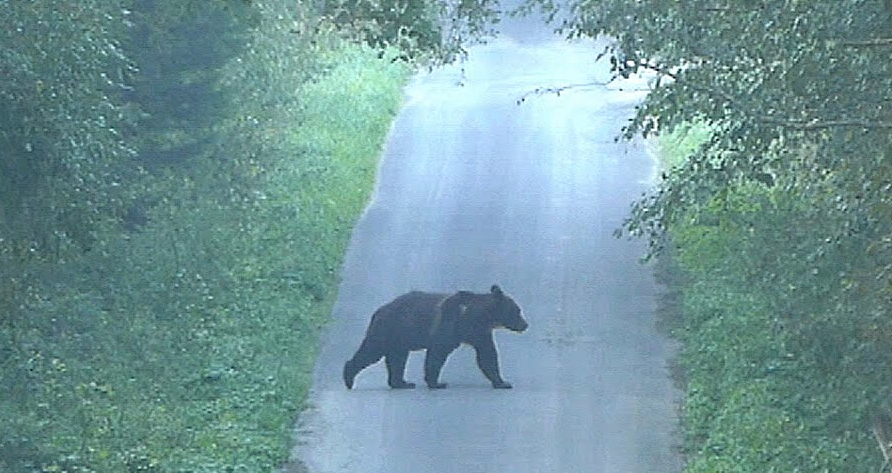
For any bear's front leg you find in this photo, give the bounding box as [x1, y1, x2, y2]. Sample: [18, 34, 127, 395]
[385, 351, 415, 389]
[424, 345, 452, 389]
[474, 336, 512, 389]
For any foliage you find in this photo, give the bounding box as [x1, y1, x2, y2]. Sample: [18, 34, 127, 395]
[319, 0, 502, 64]
[0, 0, 139, 257]
[1, 2, 139, 465]
[538, 0, 892, 254]
[539, 1, 892, 470]
[650, 123, 892, 470]
[652, 121, 716, 173]
[126, 0, 258, 168]
[1, 0, 410, 471]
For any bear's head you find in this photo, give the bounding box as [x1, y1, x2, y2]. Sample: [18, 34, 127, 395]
[489, 285, 528, 333]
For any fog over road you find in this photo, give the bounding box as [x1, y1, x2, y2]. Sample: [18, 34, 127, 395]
[291, 16, 683, 473]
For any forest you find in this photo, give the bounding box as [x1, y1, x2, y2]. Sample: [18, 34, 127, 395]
[545, 0, 892, 470]
[3, 0, 891, 471]
[0, 1, 496, 471]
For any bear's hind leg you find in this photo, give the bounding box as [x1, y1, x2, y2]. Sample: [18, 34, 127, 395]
[344, 340, 383, 389]
[385, 350, 415, 389]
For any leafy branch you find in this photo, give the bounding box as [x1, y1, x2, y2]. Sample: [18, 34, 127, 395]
[637, 63, 892, 132]
[758, 117, 892, 130]
[839, 38, 892, 47]
[515, 79, 615, 105]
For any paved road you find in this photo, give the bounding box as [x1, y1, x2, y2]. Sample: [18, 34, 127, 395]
[292, 16, 682, 473]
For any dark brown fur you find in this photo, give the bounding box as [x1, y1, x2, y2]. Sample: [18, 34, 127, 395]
[343, 285, 528, 389]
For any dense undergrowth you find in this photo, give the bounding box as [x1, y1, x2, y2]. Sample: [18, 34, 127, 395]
[656, 123, 892, 472]
[536, 1, 892, 469]
[1, 1, 410, 471]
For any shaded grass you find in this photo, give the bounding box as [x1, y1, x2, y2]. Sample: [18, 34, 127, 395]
[653, 122, 889, 471]
[0, 39, 410, 472]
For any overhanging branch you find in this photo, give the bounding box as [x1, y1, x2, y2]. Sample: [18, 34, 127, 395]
[516, 80, 615, 105]
[840, 38, 892, 47]
[637, 63, 892, 131]
[759, 117, 892, 130]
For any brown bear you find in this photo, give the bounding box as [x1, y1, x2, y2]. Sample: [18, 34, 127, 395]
[343, 285, 528, 389]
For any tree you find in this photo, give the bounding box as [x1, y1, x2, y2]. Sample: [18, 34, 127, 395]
[319, 0, 502, 63]
[538, 1, 892, 469]
[537, 1, 892, 254]
[0, 0, 138, 259]
[0, 1, 502, 470]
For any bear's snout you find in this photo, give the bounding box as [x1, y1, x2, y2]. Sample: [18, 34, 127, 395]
[509, 318, 529, 333]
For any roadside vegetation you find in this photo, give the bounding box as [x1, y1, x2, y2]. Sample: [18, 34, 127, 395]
[542, 0, 892, 470]
[0, 1, 497, 471]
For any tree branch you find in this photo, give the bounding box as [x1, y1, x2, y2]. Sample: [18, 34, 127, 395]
[840, 38, 892, 47]
[637, 63, 892, 131]
[702, 7, 759, 14]
[759, 117, 892, 130]
[516, 80, 615, 105]
[874, 412, 892, 473]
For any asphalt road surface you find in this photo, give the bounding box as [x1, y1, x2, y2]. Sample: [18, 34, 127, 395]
[291, 17, 683, 473]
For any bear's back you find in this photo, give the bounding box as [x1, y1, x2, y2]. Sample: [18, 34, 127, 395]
[367, 291, 449, 350]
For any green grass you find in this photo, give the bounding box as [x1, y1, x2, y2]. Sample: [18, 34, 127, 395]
[0, 40, 410, 472]
[654, 120, 715, 171]
[656, 122, 888, 471]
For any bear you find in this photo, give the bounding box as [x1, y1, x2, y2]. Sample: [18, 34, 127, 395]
[343, 284, 528, 390]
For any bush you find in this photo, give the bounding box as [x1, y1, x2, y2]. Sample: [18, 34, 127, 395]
[657, 123, 892, 472]
[0, 4, 410, 471]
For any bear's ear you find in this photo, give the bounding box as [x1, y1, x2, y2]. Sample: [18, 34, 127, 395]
[490, 284, 503, 298]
